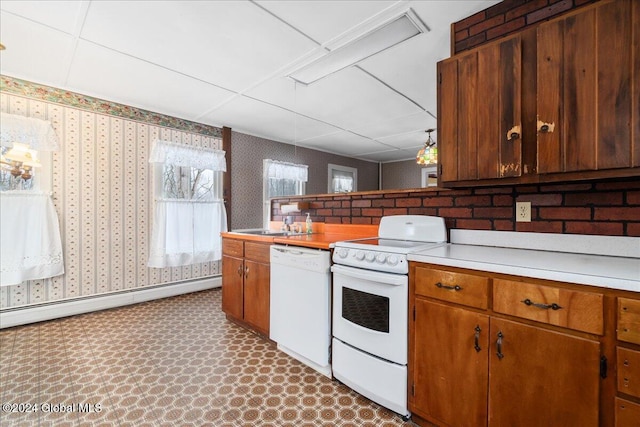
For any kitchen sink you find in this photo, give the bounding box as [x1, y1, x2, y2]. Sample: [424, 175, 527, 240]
[231, 229, 305, 237]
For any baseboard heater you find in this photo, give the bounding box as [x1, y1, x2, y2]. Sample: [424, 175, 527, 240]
[0, 276, 221, 329]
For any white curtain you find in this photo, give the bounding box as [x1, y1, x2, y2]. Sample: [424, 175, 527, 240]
[149, 140, 226, 171]
[0, 112, 60, 151]
[265, 159, 308, 182]
[148, 140, 227, 269]
[0, 191, 64, 286]
[147, 199, 227, 268]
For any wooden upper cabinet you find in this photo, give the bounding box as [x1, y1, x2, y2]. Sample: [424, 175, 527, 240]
[537, 0, 636, 174]
[439, 0, 639, 186]
[438, 34, 524, 183]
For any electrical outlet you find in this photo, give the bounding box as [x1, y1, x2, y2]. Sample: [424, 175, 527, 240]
[516, 201, 531, 222]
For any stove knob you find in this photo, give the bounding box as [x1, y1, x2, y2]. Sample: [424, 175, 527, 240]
[387, 255, 399, 266]
[365, 252, 375, 262]
[355, 250, 365, 261]
[337, 248, 348, 258]
[376, 253, 387, 264]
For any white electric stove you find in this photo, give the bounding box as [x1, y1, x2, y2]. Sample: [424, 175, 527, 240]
[331, 215, 447, 419]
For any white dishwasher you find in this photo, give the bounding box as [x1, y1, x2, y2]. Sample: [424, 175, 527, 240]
[270, 244, 332, 377]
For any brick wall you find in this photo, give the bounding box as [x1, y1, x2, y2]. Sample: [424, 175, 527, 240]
[272, 177, 640, 237]
[453, 0, 600, 53]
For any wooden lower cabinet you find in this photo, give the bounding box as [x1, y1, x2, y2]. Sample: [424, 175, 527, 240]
[412, 299, 489, 426]
[410, 263, 604, 427]
[221, 238, 270, 336]
[221, 254, 244, 319]
[488, 318, 600, 427]
[242, 259, 270, 334]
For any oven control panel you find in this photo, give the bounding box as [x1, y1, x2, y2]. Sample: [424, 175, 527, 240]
[333, 248, 408, 274]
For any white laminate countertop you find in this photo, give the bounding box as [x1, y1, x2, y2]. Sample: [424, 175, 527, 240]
[407, 230, 640, 293]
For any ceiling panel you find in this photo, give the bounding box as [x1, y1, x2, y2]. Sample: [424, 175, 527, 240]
[299, 130, 390, 157]
[255, 0, 396, 44]
[350, 111, 436, 140]
[202, 95, 342, 143]
[67, 40, 236, 121]
[0, 0, 86, 34]
[0, 13, 76, 87]
[80, 1, 318, 92]
[289, 67, 423, 130]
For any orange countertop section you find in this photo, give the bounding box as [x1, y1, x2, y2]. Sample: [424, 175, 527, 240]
[222, 223, 378, 250]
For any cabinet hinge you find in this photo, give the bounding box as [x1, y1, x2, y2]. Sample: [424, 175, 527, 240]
[413, 306, 416, 322]
[438, 72, 442, 85]
[412, 382, 415, 397]
[600, 356, 608, 379]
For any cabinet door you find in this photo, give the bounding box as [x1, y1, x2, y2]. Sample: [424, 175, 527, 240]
[243, 260, 270, 336]
[438, 34, 523, 183]
[478, 35, 523, 179]
[537, 0, 635, 173]
[221, 255, 243, 319]
[489, 318, 600, 427]
[438, 58, 458, 183]
[411, 299, 489, 427]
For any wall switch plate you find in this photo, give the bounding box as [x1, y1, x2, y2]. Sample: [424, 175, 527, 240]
[516, 201, 531, 222]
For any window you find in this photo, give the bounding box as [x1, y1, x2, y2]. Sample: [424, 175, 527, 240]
[421, 165, 438, 188]
[263, 159, 308, 228]
[148, 140, 227, 268]
[328, 164, 357, 193]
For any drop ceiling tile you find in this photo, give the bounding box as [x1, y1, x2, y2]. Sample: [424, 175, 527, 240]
[0, 13, 76, 87]
[0, 0, 86, 34]
[202, 96, 341, 143]
[255, 0, 395, 44]
[378, 128, 436, 150]
[351, 111, 436, 139]
[66, 41, 236, 121]
[300, 131, 389, 158]
[250, 67, 423, 131]
[80, 1, 318, 92]
[363, 148, 419, 163]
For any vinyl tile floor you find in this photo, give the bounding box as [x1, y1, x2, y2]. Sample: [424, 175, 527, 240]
[0, 288, 416, 427]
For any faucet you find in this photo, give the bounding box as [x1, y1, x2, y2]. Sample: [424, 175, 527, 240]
[282, 215, 294, 231]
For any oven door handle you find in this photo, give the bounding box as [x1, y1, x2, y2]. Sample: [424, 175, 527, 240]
[330, 264, 406, 286]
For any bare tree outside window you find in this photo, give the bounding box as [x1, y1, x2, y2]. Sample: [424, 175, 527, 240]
[162, 164, 216, 201]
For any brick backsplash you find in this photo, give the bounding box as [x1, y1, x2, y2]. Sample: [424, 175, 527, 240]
[453, 0, 600, 53]
[272, 177, 640, 237]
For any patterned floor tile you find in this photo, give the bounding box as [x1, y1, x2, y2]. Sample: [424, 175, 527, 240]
[0, 289, 416, 426]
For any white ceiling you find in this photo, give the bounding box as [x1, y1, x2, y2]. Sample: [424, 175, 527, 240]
[0, 0, 498, 163]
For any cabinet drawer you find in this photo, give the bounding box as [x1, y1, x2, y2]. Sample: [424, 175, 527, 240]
[617, 347, 640, 399]
[493, 279, 603, 335]
[244, 242, 270, 263]
[223, 238, 243, 257]
[615, 397, 640, 427]
[414, 267, 489, 309]
[618, 298, 640, 345]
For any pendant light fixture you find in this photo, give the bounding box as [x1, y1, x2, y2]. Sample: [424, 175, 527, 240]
[416, 128, 437, 165]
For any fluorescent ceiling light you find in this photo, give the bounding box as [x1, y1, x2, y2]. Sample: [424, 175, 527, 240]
[289, 10, 429, 85]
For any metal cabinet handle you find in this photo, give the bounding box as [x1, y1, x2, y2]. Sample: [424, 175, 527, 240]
[237, 266, 243, 277]
[474, 325, 482, 353]
[521, 298, 562, 310]
[496, 331, 504, 359]
[244, 266, 249, 278]
[508, 131, 520, 140]
[435, 282, 462, 291]
[539, 124, 550, 132]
